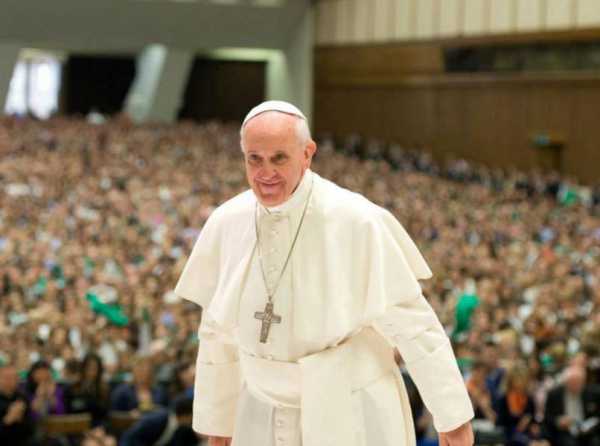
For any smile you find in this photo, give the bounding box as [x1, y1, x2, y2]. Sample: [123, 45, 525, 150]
[258, 180, 282, 186]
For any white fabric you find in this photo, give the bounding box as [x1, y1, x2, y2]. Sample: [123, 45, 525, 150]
[238, 327, 409, 446]
[175, 170, 432, 343]
[242, 100, 307, 128]
[175, 169, 474, 445]
[565, 391, 584, 423]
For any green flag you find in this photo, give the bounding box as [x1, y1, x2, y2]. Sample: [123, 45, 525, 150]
[85, 284, 129, 327]
[452, 292, 480, 341]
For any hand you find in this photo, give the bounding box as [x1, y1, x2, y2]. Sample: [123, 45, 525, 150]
[439, 422, 474, 446]
[35, 383, 46, 397]
[138, 388, 152, 405]
[208, 436, 232, 446]
[3, 400, 26, 424]
[558, 415, 572, 430]
[46, 380, 56, 396]
[517, 414, 532, 432]
[37, 381, 55, 399]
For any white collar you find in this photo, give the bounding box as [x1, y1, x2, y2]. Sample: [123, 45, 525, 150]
[258, 169, 313, 216]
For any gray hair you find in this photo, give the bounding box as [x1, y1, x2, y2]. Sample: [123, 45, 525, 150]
[240, 111, 311, 152]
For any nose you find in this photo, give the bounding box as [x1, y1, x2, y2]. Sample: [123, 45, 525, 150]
[257, 164, 278, 180]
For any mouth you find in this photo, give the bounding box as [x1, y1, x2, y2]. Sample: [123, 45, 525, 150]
[256, 180, 283, 197]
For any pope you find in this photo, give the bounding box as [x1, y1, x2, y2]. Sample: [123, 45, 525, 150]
[174, 100, 475, 446]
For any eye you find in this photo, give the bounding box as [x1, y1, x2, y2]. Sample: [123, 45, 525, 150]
[272, 153, 288, 165]
[247, 154, 262, 165]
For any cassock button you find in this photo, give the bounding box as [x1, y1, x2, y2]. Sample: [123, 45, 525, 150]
[276, 419, 284, 427]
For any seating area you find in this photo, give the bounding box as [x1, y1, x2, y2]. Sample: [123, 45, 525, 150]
[0, 116, 598, 445]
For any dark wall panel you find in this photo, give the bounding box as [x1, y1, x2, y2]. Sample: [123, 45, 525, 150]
[571, 87, 600, 182]
[62, 55, 135, 116]
[179, 58, 265, 123]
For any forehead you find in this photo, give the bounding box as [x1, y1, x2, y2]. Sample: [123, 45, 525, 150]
[0, 367, 17, 376]
[241, 112, 299, 152]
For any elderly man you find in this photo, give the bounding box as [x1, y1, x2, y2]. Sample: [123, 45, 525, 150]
[544, 365, 600, 446]
[175, 101, 474, 446]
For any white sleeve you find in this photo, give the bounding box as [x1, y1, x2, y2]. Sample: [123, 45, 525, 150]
[192, 315, 242, 437]
[372, 293, 474, 433]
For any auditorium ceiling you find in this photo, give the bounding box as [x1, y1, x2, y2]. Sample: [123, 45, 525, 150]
[0, 0, 308, 53]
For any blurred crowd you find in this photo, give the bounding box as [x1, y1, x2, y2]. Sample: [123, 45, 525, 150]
[0, 115, 599, 446]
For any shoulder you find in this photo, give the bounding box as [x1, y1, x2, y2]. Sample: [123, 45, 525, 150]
[203, 189, 254, 228]
[141, 409, 169, 426]
[112, 382, 134, 396]
[584, 384, 600, 398]
[123, 410, 169, 440]
[313, 173, 390, 227]
[547, 385, 565, 400]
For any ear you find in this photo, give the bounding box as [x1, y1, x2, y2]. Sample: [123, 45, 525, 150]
[304, 139, 317, 161]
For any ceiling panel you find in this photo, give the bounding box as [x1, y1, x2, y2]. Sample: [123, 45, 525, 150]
[0, 0, 308, 52]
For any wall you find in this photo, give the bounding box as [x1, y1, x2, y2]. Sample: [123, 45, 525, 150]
[316, 0, 600, 45]
[314, 43, 600, 184]
[313, 1, 600, 183]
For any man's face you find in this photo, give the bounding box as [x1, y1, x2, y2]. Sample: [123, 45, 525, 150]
[565, 367, 586, 394]
[483, 345, 498, 367]
[0, 366, 19, 395]
[241, 112, 316, 207]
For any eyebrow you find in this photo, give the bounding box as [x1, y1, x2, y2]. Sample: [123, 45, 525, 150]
[247, 151, 289, 161]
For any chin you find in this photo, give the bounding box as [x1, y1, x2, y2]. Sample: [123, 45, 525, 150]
[254, 185, 287, 206]
[260, 196, 284, 207]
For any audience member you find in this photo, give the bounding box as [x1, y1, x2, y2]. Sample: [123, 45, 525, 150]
[110, 356, 168, 413]
[544, 365, 600, 446]
[496, 364, 549, 446]
[0, 363, 34, 444]
[119, 395, 197, 446]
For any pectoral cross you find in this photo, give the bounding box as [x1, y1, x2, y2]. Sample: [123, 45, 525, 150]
[254, 301, 281, 343]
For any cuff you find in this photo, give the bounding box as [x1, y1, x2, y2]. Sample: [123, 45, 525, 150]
[404, 338, 474, 433]
[192, 360, 242, 437]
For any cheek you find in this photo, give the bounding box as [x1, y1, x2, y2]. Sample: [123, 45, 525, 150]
[246, 166, 259, 180]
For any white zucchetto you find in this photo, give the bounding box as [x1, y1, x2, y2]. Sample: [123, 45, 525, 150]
[242, 100, 307, 128]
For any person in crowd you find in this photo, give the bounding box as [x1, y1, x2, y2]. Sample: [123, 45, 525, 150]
[544, 365, 600, 446]
[119, 395, 198, 446]
[24, 360, 66, 420]
[0, 362, 34, 444]
[172, 361, 194, 401]
[496, 364, 549, 446]
[110, 355, 168, 413]
[65, 353, 109, 426]
[466, 361, 497, 423]
[481, 341, 506, 413]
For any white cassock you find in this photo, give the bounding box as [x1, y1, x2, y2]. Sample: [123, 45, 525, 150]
[174, 169, 474, 446]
